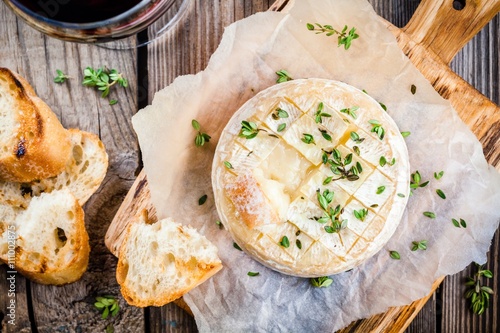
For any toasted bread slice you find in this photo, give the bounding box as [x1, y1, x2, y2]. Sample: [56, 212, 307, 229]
[0, 68, 72, 182]
[117, 212, 222, 307]
[0, 129, 108, 208]
[0, 189, 89, 285]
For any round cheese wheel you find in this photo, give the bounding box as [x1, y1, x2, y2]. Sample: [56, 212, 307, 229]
[212, 79, 410, 277]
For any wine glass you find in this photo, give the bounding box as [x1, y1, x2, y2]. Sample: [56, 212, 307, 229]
[2, 0, 193, 48]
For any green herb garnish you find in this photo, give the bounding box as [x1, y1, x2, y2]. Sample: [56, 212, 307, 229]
[198, 194, 208, 205]
[324, 149, 361, 182]
[401, 131, 411, 138]
[233, 242, 242, 251]
[316, 189, 347, 233]
[277, 123, 286, 132]
[353, 208, 368, 221]
[434, 171, 444, 180]
[192, 119, 211, 147]
[323, 176, 333, 185]
[340, 106, 359, 119]
[215, 220, 224, 229]
[296, 239, 302, 249]
[410, 171, 429, 190]
[54, 69, 70, 83]
[389, 251, 400, 260]
[272, 108, 289, 119]
[368, 119, 385, 140]
[301, 133, 316, 145]
[452, 218, 467, 228]
[82, 67, 128, 100]
[376, 186, 385, 194]
[350, 131, 364, 144]
[436, 189, 446, 199]
[353, 145, 361, 156]
[465, 263, 494, 315]
[411, 84, 417, 95]
[423, 211, 436, 219]
[247, 271, 260, 277]
[224, 161, 233, 169]
[314, 102, 331, 123]
[319, 129, 332, 142]
[239, 120, 260, 139]
[94, 296, 120, 319]
[411, 240, 428, 251]
[310, 276, 333, 288]
[306, 23, 359, 50]
[279, 236, 290, 248]
[276, 70, 293, 83]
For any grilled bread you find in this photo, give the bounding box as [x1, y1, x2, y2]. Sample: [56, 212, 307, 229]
[0, 189, 89, 285]
[0, 68, 71, 182]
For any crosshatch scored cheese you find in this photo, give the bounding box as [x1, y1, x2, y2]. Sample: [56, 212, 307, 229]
[213, 79, 410, 277]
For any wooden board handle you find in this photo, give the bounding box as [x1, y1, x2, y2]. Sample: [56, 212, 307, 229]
[403, 0, 500, 64]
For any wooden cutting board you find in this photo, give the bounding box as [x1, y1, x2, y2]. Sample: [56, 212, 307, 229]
[105, 0, 500, 331]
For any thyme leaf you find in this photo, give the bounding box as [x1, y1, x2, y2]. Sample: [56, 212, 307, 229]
[276, 69, 293, 83]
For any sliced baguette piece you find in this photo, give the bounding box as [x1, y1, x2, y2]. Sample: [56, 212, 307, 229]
[0, 129, 108, 208]
[0, 188, 89, 285]
[117, 211, 222, 307]
[0, 67, 72, 182]
[30, 128, 108, 205]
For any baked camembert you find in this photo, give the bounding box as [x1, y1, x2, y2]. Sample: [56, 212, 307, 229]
[213, 79, 410, 277]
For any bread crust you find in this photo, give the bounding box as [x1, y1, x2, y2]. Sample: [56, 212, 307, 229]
[0, 68, 71, 182]
[116, 213, 222, 307]
[0, 190, 90, 285]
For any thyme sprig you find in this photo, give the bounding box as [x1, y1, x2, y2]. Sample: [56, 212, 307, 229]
[314, 102, 332, 124]
[272, 108, 289, 120]
[301, 133, 316, 145]
[465, 263, 494, 315]
[323, 149, 361, 182]
[411, 240, 428, 251]
[353, 208, 368, 221]
[306, 23, 359, 50]
[368, 119, 385, 140]
[82, 67, 128, 100]
[54, 69, 70, 83]
[310, 276, 333, 288]
[192, 119, 211, 147]
[239, 120, 265, 139]
[314, 102, 331, 123]
[315, 189, 347, 234]
[340, 106, 359, 119]
[276, 70, 293, 83]
[94, 296, 120, 319]
[410, 170, 429, 190]
[350, 131, 364, 144]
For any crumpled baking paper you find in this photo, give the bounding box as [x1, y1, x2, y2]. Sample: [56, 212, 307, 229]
[132, 0, 500, 331]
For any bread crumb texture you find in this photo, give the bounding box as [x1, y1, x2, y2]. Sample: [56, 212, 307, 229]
[117, 215, 222, 307]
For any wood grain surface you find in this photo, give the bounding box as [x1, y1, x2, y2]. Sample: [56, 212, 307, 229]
[0, 0, 499, 332]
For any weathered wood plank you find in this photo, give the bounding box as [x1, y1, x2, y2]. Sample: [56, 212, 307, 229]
[0, 2, 143, 332]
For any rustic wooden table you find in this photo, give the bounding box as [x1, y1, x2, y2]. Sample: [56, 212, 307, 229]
[0, 1, 498, 332]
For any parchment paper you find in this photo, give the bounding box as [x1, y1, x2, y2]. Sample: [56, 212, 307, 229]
[132, 0, 500, 331]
